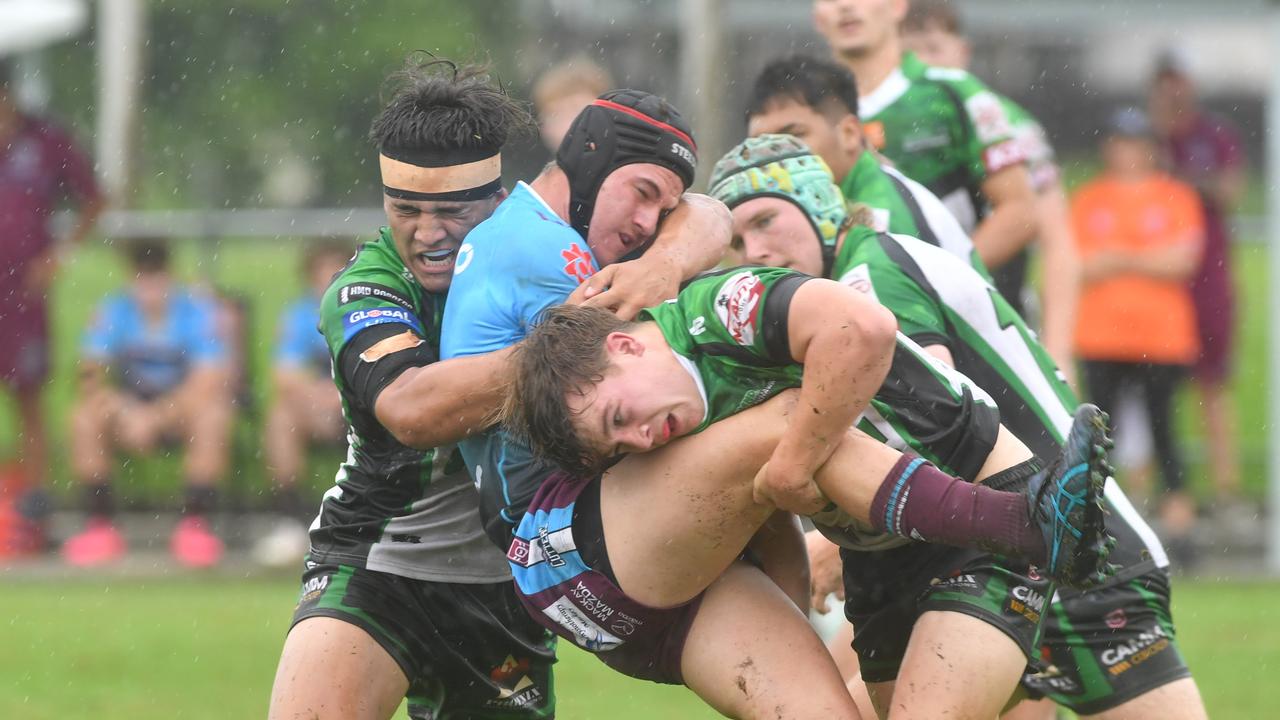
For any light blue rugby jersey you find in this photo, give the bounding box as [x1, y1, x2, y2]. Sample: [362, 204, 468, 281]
[440, 181, 601, 545]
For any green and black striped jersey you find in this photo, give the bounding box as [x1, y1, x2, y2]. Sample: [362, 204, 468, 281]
[643, 265, 1001, 550]
[839, 150, 989, 277]
[831, 227, 1166, 579]
[310, 228, 510, 582]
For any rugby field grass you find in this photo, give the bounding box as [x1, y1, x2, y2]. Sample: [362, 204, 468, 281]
[0, 576, 1275, 718]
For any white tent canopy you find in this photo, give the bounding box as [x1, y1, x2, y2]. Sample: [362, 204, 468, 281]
[0, 0, 86, 56]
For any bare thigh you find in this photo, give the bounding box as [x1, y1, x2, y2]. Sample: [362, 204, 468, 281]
[681, 561, 864, 720]
[268, 616, 408, 720]
[1082, 677, 1207, 720]
[868, 610, 1027, 720]
[601, 393, 796, 607]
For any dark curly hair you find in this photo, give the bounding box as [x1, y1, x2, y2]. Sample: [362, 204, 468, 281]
[370, 54, 533, 156]
[503, 304, 634, 476]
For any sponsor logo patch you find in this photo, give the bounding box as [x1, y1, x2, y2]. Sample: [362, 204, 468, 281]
[1100, 624, 1171, 675]
[542, 596, 623, 651]
[341, 307, 421, 340]
[863, 120, 886, 150]
[670, 141, 696, 168]
[714, 270, 765, 346]
[1105, 608, 1128, 630]
[298, 575, 328, 604]
[837, 263, 878, 302]
[1009, 584, 1046, 622]
[966, 90, 1014, 145]
[337, 282, 414, 310]
[561, 242, 596, 284]
[983, 139, 1027, 174]
[485, 655, 543, 709]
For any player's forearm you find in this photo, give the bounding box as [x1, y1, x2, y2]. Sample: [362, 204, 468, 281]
[648, 193, 730, 279]
[1034, 185, 1080, 382]
[973, 168, 1038, 269]
[776, 283, 897, 485]
[1122, 238, 1202, 281]
[376, 348, 515, 449]
[757, 281, 901, 515]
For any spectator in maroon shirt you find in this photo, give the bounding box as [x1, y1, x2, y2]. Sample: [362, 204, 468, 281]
[1149, 50, 1247, 515]
[0, 61, 105, 551]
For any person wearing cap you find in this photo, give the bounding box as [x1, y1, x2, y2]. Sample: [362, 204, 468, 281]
[267, 58, 560, 720]
[1073, 108, 1205, 570]
[708, 133, 1206, 720]
[1149, 50, 1248, 524]
[899, 0, 1082, 385]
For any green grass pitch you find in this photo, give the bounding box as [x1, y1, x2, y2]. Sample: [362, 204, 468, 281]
[0, 576, 1275, 718]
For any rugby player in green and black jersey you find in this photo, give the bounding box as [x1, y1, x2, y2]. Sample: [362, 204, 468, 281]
[900, 0, 1081, 382]
[744, 54, 986, 275]
[266, 58, 559, 720]
[812, 0, 1040, 320]
[709, 134, 1206, 720]
[505, 260, 1115, 718]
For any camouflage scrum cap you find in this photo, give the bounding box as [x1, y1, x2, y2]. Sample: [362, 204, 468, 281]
[707, 134, 848, 263]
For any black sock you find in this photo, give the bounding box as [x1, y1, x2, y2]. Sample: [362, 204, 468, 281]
[271, 485, 307, 522]
[182, 486, 219, 517]
[83, 482, 115, 520]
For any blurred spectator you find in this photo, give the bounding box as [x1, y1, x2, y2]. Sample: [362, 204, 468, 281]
[0, 60, 104, 551]
[1149, 50, 1246, 515]
[531, 56, 612, 151]
[65, 239, 234, 568]
[253, 240, 352, 566]
[1072, 108, 1204, 562]
[901, 0, 1081, 385]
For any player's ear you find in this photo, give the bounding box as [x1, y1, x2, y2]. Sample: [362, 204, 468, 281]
[838, 114, 864, 158]
[604, 331, 644, 358]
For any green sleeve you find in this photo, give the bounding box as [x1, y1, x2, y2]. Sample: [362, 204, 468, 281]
[319, 256, 426, 362]
[835, 258, 949, 350]
[646, 266, 812, 365]
[924, 67, 1026, 184]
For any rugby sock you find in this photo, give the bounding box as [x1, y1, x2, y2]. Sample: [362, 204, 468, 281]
[83, 482, 115, 520]
[271, 485, 308, 523]
[181, 485, 219, 517]
[868, 454, 1046, 563]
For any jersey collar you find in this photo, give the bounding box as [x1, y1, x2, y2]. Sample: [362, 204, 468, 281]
[517, 180, 563, 220]
[858, 64, 910, 119]
[671, 350, 710, 426]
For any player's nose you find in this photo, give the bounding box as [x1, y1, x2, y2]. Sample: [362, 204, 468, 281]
[623, 424, 653, 451]
[413, 218, 448, 245]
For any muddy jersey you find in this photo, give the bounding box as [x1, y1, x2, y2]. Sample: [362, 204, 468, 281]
[310, 228, 510, 583]
[643, 266, 1000, 550]
[830, 227, 1165, 581]
[840, 150, 988, 275]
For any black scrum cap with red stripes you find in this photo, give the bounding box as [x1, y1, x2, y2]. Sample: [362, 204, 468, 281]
[555, 89, 697, 239]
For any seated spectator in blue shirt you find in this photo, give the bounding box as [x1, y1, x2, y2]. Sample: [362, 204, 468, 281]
[254, 240, 351, 566]
[65, 238, 234, 568]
